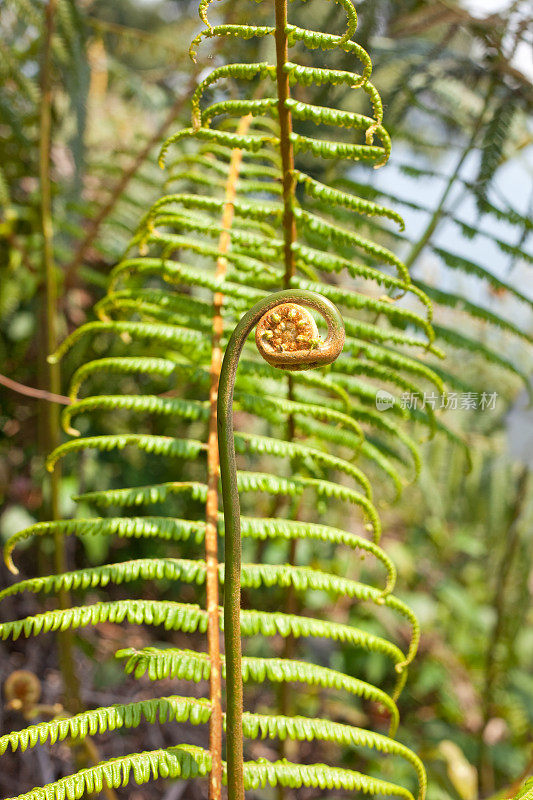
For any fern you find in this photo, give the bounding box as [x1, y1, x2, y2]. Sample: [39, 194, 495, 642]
[0, 1, 455, 798]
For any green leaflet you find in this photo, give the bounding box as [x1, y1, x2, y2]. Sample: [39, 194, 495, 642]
[416, 279, 533, 345]
[235, 391, 364, 442]
[0, 696, 211, 754]
[4, 517, 207, 574]
[295, 415, 405, 499]
[240, 713, 426, 797]
[75, 480, 209, 508]
[293, 168, 404, 228]
[432, 245, 533, 308]
[46, 434, 206, 472]
[233, 430, 374, 498]
[295, 208, 412, 283]
[241, 758, 414, 798]
[4, 745, 212, 800]
[117, 648, 400, 733]
[236, 515, 397, 593]
[0, 600, 208, 641]
[62, 395, 207, 436]
[291, 132, 386, 164]
[285, 24, 372, 80]
[48, 320, 206, 365]
[433, 324, 530, 388]
[68, 356, 180, 400]
[189, 24, 275, 63]
[1, 560, 411, 667]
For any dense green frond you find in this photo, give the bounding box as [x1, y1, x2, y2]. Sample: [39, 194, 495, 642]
[241, 757, 414, 798]
[62, 395, 207, 436]
[46, 434, 205, 472]
[117, 648, 400, 732]
[49, 320, 206, 364]
[233, 431, 373, 497]
[4, 745, 212, 800]
[68, 356, 179, 400]
[1, 3, 436, 795]
[0, 600, 207, 642]
[240, 713, 425, 798]
[236, 516, 397, 593]
[4, 517, 206, 574]
[0, 696, 211, 754]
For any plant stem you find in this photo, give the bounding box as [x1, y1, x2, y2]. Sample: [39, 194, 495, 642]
[218, 290, 344, 800]
[39, 0, 81, 714]
[206, 114, 252, 800]
[0, 373, 70, 405]
[275, 0, 296, 284]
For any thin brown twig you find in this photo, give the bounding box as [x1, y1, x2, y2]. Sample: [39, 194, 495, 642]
[0, 372, 70, 405]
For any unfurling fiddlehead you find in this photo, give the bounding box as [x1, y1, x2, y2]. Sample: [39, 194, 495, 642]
[218, 290, 344, 800]
[1, 2, 434, 798]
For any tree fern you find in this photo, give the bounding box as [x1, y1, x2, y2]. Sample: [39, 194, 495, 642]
[0, 2, 464, 798]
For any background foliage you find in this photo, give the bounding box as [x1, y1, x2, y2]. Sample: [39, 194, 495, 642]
[0, 0, 532, 798]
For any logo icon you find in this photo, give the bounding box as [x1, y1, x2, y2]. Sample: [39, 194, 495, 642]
[376, 390, 394, 411]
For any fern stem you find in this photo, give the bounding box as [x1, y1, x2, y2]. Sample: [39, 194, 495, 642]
[218, 291, 344, 800]
[206, 113, 253, 800]
[39, 0, 81, 714]
[275, 0, 296, 283]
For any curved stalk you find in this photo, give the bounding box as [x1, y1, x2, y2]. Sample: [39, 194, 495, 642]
[218, 289, 345, 800]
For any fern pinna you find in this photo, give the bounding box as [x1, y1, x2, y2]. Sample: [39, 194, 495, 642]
[1, 1, 449, 798]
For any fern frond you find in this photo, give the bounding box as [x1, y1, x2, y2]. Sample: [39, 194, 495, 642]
[62, 395, 207, 436]
[0, 600, 208, 641]
[240, 712, 425, 794]
[241, 757, 414, 799]
[237, 516, 397, 593]
[0, 696, 211, 754]
[46, 435, 206, 473]
[4, 745, 212, 800]
[4, 517, 206, 575]
[49, 320, 206, 364]
[117, 648, 400, 732]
